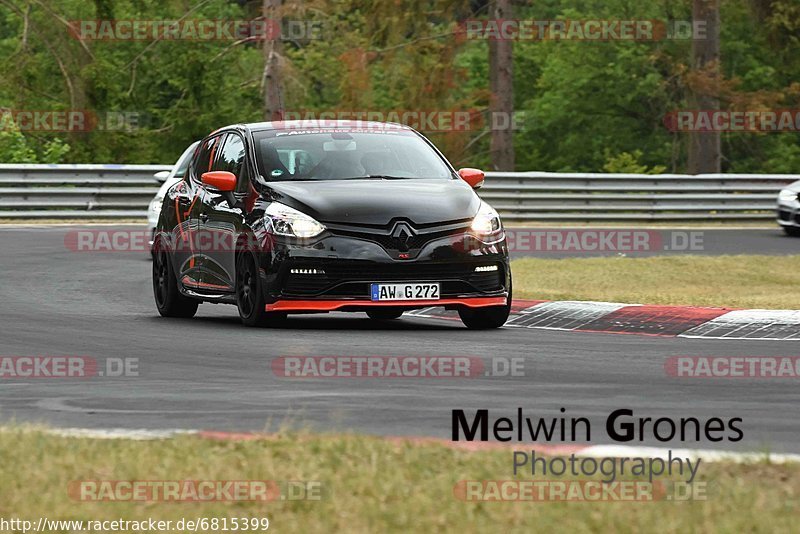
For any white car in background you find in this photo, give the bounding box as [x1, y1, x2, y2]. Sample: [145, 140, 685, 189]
[147, 141, 200, 249]
[777, 180, 800, 237]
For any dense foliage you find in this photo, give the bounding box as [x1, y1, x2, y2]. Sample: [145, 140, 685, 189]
[0, 0, 797, 172]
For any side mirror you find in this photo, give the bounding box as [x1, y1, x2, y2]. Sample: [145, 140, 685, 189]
[201, 171, 237, 192]
[153, 170, 170, 183]
[458, 168, 485, 190]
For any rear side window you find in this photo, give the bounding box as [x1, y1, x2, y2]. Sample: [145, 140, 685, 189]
[213, 133, 247, 192]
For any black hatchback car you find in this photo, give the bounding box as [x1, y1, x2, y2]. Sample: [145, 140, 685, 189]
[152, 120, 511, 329]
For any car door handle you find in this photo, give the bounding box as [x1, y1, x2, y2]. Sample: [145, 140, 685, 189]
[199, 214, 209, 222]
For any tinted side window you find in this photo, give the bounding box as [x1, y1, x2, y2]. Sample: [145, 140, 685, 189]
[213, 133, 247, 192]
[193, 136, 222, 179]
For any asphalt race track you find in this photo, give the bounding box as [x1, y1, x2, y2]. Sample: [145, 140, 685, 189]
[1, 226, 799, 453]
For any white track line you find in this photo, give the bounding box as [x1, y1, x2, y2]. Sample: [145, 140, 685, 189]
[43, 427, 195, 440]
[577, 445, 800, 464]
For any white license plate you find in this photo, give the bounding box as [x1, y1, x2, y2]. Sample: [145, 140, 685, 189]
[370, 283, 440, 301]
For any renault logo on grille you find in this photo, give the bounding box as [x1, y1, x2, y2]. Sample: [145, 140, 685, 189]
[390, 222, 416, 251]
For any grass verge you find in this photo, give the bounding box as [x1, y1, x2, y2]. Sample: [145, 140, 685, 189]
[512, 255, 800, 309]
[0, 427, 798, 533]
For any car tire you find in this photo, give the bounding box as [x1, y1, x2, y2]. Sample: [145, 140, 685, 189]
[783, 226, 800, 237]
[152, 241, 199, 318]
[458, 285, 512, 330]
[366, 308, 404, 320]
[236, 252, 286, 327]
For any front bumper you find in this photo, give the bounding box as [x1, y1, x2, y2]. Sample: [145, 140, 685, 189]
[256, 227, 511, 311]
[777, 201, 800, 228]
[266, 296, 507, 313]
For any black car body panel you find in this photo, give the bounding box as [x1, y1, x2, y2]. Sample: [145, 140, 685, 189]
[154, 121, 511, 321]
[265, 179, 480, 226]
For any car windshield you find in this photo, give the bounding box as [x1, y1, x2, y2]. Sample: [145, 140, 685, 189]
[253, 128, 453, 182]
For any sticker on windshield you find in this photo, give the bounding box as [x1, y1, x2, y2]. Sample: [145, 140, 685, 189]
[274, 128, 404, 137]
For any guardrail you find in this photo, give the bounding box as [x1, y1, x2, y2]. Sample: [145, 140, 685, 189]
[0, 164, 169, 219]
[0, 165, 794, 222]
[482, 172, 795, 222]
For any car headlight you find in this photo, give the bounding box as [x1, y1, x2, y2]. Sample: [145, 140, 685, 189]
[264, 202, 326, 238]
[778, 189, 799, 203]
[470, 201, 503, 240]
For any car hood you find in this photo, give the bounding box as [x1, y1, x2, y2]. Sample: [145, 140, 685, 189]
[785, 179, 800, 192]
[263, 178, 481, 226]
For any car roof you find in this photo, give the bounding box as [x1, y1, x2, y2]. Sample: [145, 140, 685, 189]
[212, 120, 413, 134]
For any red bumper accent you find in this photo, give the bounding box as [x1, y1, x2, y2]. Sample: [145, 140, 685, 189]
[265, 297, 507, 313]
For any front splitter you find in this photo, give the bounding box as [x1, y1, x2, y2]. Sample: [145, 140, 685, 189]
[265, 297, 507, 313]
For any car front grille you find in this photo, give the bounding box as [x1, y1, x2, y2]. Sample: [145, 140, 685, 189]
[326, 219, 471, 253]
[282, 261, 504, 298]
[778, 210, 792, 221]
